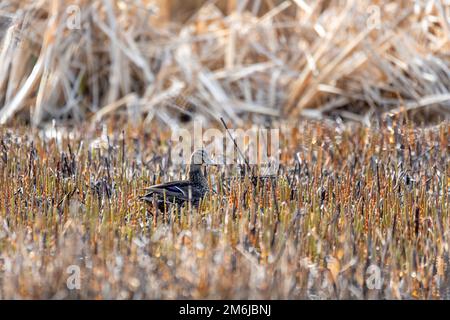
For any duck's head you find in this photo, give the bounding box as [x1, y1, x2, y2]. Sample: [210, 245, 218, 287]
[190, 149, 214, 166]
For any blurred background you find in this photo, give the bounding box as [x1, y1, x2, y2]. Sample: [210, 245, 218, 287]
[0, 0, 450, 128]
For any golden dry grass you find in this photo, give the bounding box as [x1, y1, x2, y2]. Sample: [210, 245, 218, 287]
[0, 120, 448, 299]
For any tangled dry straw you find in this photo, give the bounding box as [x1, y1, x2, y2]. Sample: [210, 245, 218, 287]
[0, 0, 450, 126]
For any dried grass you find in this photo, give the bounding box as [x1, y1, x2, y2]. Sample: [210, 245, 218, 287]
[0, 120, 448, 299]
[0, 1, 449, 126]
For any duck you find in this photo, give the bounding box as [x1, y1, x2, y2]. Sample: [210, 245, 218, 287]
[141, 149, 213, 210]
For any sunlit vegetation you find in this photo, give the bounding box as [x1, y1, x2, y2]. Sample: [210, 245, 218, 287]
[0, 120, 448, 299]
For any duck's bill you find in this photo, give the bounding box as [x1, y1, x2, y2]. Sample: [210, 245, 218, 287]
[205, 157, 217, 165]
[199, 153, 216, 165]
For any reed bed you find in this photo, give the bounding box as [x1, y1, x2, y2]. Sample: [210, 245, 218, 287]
[0, 120, 448, 299]
[0, 0, 450, 126]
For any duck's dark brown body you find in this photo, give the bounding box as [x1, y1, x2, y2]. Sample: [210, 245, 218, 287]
[141, 150, 211, 210]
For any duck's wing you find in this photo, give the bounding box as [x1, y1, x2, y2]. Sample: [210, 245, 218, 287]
[141, 180, 194, 202]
